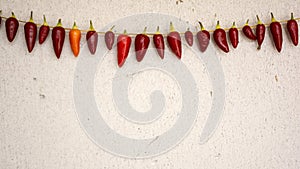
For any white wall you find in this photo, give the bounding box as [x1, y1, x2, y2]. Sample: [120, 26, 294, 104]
[0, 0, 299, 168]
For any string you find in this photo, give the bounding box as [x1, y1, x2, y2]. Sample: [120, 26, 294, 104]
[1, 15, 299, 36]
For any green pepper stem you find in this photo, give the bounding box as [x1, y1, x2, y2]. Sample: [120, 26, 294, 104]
[143, 27, 147, 34]
[43, 15, 48, 26]
[199, 21, 205, 31]
[245, 19, 249, 25]
[72, 21, 78, 29]
[271, 12, 276, 22]
[29, 11, 34, 23]
[56, 19, 62, 27]
[232, 22, 236, 28]
[109, 25, 115, 31]
[216, 21, 221, 29]
[291, 13, 294, 20]
[170, 22, 175, 32]
[11, 12, 16, 18]
[123, 29, 127, 34]
[89, 20, 95, 31]
[256, 15, 263, 24]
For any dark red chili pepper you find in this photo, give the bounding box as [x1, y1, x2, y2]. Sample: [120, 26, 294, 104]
[184, 28, 193, 46]
[167, 22, 182, 59]
[256, 15, 266, 50]
[86, 20, 98, 54]
[24, 11, 37, 53]
[242, 19, 256, 40]
[117, 30, 132, 67]
[38, 15, 50, 44]
[104, 25, 115, 50]
[135, 27, 150, 62]
[213, 21, 229, 53]
[228, 22, 239, 48]
[196, 22, 210, 52]
[51, 19, 65, 59]
[0, 10, 2, 27]
[270, 13, 283, 52]
[5, 12, 19, 42]
[153, 26, 165, 59]
[287, 13, 298, 46]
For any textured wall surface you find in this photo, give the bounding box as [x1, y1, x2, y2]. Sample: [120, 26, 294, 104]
[0, 0, 300, 168]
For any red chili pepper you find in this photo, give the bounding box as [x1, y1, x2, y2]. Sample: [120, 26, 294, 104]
[242, 19, 256, 40]
[196, 22, 210, 52]
[52, 19, 65, 59]
[270, 13, 283, 52]
[38, 15, 50, 44]
[24, 11, 37, 53]
[287, 13, 298, 46]
[167, 22, 182, 59]
[86, 20, 98, 55]
[117, 30, 131, 67]
[153, 26, 165, 59]
[184, 28, 193, 46]
[228, 22, 239, 48]
[104, 25, 115, 50]
[135, 27, 150, 62]
[256, 15, 266, 50]
[213, 21, 229, 53]
[5, 12, 19, 42]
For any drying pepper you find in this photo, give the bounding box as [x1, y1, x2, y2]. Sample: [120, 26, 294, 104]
[52, 19, 65, 59]
[213, 21, 229, 53]
[153, 26, 165, 59]
[228, 22, 239, 48]
[117, 30, 131, 67]
[135, 27, 150, 62]
[69, 22, 81, 57]
[196, 22, 210, 52]
[287, 13, 298, 46]
[256, 15, 266, 50]
[270, 13, 283, 52]
[86, 20, 98, 55]
[242, 19, 256, 40]
[5, 12, 19, 42]
[167, 22, 182, 59]
[184, 28, 193, 46]
[24, 11, 37, 53]
[104, 25, 115, 50]
[38, 15, 50, 44]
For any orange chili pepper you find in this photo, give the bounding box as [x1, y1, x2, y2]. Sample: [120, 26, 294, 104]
[69, 22, 81, 57]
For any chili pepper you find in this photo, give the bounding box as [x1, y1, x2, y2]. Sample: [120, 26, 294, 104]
[184, 28, 193, 46]
[242, 19, 256, 40]
[167, 22, 182, 59]
[228, 22, 239, 48]
[213, 21, 229, 53]
[38, 15, 50, 44]
[256, 15, 266, 50]
[117, 30, 131, 67]
[52, 19, 65, 59]
[270, 13, 283, 52]
[196, 22, 210, 53]
[135, 27, 150, 62]
[104, 25, 115, 50]
[69, 22, 81, 57]
[5, 12, 19, 42]
[287, 13, 298, 46]
[153, 26, 165, 59]
[24, 11, 37, 53]
[86, 20, 98, 55]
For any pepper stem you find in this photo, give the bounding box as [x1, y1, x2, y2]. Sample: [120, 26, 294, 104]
[109, 25, 115, 31]
[170, 22, 175, 32]
[11, 12, 16, 18]
[123, 29, 127, 34]
[89, 20, 95, 31]
[256, 15, 262, 24]
[271, 12, 276, 22]
[216, 21, 221, 29]
[56, 19, 62, 27]
[142, 27, 147, 34]
[291, 13, 294, 20]
[43, 15, 48, 26]
[245, 19, 249, 25]
[155, 26, 160, 34]
[232, 22, 236, 28]
[29, 11, 34, 23]
[198, 22, 205, 31]
[72, 22, 78, 29]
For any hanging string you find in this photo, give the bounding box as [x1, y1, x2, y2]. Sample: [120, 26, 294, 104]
[1, 14, 299, 36]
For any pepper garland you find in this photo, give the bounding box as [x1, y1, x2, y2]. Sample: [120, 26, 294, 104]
[0, 10, 299, 67]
